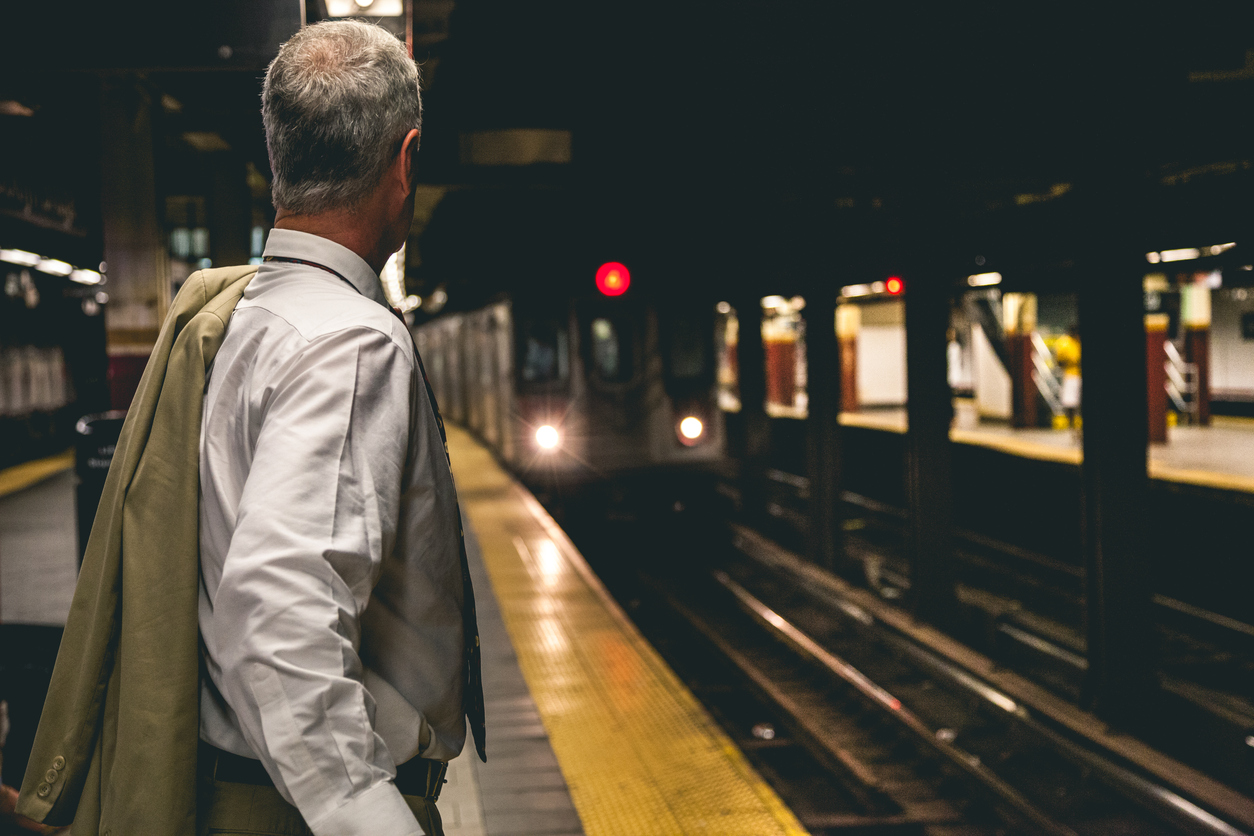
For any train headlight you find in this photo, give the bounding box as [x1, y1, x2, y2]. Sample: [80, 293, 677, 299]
[535, 424, 560, 451]
[678, 416, 704, 445]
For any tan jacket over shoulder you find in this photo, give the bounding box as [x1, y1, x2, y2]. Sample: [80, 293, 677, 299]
[16, 266, 258, 835]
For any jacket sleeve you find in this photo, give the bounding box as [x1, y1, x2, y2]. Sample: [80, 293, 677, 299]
[15, 268, 257, 832]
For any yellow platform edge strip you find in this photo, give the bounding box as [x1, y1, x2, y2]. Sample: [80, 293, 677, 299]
[448, 426, 809, 836]
[0, 450, 74, 499]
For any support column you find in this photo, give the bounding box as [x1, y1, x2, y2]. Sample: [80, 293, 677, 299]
[1079, 253, 1158, 726]
[806, 288, 844, 574]
[1145, 314, 1168, 444]
[210, 156, 252, 269]
[736, 291, 770, 523]
[1004, 292, 1038, 428]
[100, 78, 168, 410]
[904, 273, 956, 626]
[836, 303, 860, 413]
[1180, 280, 1211, 425]
[1185, 327, 1210, 425]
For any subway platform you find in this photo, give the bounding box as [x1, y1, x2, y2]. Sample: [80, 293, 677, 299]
[0, 425, 807, 836]
[840, 404, 1254, 493]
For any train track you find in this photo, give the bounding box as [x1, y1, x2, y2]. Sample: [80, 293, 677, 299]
[550, 486, 1254, 836]
[749, 470, 1254, 796]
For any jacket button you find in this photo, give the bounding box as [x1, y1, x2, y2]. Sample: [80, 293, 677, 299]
[37, 783, 51, 798]
[45, 769, 58, 783]
[52, 756, 66, 770]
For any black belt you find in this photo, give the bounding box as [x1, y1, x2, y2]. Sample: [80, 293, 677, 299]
[205, 745, 448, 801]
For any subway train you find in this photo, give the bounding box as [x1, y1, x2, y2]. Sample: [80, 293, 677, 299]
[411, 270, 726, 488]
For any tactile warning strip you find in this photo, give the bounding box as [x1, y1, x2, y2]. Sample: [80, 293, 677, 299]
[447, 425, 809, 836]
[0, 449, 73, 499]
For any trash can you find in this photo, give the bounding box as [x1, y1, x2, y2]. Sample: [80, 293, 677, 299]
[75, 410, 126, 565]
[0, 624, 64, 789]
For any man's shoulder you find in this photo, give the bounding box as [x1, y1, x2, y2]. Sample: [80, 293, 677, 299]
[239, 275, 413, 356]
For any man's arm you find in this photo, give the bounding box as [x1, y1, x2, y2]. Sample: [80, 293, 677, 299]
[204, 327, 422, 836]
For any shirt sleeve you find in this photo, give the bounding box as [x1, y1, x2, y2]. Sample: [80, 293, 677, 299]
[205, 326, 424, 836]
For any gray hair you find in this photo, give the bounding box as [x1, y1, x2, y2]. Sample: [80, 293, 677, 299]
[262, 20, 422, 214]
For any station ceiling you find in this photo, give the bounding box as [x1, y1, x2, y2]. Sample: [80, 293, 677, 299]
[4, 1, 1254, 296]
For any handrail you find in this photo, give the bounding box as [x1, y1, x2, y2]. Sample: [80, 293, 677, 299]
[1164, 339, 1185, 368]
[1166, 373, 1190, 413]
[1029, 334, 1063, 416]
[1164, 340, 1199, 417]
[1032, 370, 1064, 416]
[1030, 332, 1056, 370]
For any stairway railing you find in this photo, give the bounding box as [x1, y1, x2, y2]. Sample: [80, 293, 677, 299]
[1164, 340, 1198, 418]
[1029, 332, 1064, 417]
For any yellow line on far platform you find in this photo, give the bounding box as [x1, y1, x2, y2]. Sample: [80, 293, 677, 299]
[0, 450, 75, 499]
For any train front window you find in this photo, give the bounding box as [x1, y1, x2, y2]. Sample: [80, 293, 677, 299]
[518, 317, 569, 387]
[666, 314, 710, 380]
[590, 317, 632, 382]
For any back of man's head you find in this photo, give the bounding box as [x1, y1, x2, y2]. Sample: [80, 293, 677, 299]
[263, 20, 421, 215]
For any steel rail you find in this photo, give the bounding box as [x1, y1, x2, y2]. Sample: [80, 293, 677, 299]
[868, 615, 1252, 836]
[714, 571, 1080, 836]
[725, 534, 1254, 836]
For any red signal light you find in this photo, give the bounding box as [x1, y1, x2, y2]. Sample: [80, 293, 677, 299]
[885, 276, 904, 295]
[596, 262, 631, 296]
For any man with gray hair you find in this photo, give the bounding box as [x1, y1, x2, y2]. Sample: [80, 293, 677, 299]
[197, 19, 484, 836]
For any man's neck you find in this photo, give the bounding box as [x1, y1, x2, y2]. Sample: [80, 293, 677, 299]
[274, 210, 392, 275]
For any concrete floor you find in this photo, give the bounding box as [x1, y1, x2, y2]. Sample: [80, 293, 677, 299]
[0, 471, 78, 625]
[0, 466, 572, 836]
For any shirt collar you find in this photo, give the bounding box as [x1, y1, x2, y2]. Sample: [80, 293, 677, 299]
[261, 228, 390, 309]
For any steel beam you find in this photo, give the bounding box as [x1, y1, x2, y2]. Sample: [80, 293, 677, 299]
[736, 290, 770, 523]
[904, 272, 956, 625]
[1078, 252, 1159, 725]
[805, 286, 843, 574]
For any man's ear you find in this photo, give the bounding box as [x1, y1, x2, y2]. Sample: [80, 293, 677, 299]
[399, 128, 421, 193]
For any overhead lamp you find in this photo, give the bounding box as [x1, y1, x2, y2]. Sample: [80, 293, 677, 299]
[1148, 242, 1237, 264]
[36, 258, 73, 277]
[1159, 248, 1201, 263]
[70, 269, 103, 285]
[0, 248, 40, 267]
[968, 271, 1002, 287]
[0, 100, 34, 117]
[841, 283, 872, 298]
[423, 288, 448, 314]
[381, 245, 406, 309]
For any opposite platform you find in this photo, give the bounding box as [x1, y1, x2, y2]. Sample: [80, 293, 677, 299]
[447, 424, 809, 836]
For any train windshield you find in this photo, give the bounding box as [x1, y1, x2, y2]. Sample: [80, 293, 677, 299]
[518, 317, 569, 387]
[665, 313, 710, 380]
[590, 317, 633, 382]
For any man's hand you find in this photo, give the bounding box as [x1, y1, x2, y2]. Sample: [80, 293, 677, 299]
[0, 784, 68, 835]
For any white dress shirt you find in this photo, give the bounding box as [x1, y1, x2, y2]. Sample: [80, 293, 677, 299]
[199, 229, 467, 836]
